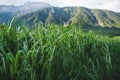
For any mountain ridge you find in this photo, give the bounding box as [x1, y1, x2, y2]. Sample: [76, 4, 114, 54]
[0, 2, 51, 24]
[17, 7, 120, 28]
[0, 2, 120, 29]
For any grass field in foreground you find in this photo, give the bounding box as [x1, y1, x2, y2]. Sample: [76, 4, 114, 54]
[0, 24, 119, 80]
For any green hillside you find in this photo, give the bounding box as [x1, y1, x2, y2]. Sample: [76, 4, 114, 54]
[15, 7, 120, 36]
[1, 6, 120, 36]
[18, 7, 120, 28]
[92, 10, 120, 28]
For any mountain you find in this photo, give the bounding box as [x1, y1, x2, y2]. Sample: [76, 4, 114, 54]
[18, 7, 120, 28]
[0, 12, 14, 24]
[18, 2, 50, 15]
[0, 5, 19, 13]
[0, 5, 18, 23]
[0, 2, 51, 24]
[0, 2, 120, 36]
[0, 3, 120, 28]
[0, 2, 50, 13]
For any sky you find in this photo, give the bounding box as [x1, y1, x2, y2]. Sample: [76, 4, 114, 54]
[0, 0, 120, 12]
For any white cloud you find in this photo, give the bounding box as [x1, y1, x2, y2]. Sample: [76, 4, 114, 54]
[0, 0, 119, 12]
[0, 0, 40, 5]
[101, 0, 120, 12]
[0, 0, 5, 4]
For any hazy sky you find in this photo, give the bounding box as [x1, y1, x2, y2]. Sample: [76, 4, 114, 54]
[0, 0, 120, 12]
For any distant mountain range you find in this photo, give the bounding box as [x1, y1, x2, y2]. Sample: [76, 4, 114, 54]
[0, 2, 120, 30]
[0, 2, 50, 13]
[0, 2, 50, 23]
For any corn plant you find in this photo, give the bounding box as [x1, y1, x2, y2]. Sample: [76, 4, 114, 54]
[0, 24, 112, 80]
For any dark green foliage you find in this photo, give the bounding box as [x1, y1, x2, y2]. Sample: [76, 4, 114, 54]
[0, 24, 112, 80]
[109, 37, 120, 80]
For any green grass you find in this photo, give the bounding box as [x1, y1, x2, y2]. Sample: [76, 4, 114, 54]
[109, 37, 120, 80]
[0, 24, 119, 80]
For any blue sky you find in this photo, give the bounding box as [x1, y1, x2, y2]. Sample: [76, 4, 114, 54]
[0, 0, 120, 12]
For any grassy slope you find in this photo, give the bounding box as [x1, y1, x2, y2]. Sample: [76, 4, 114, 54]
[0, 24, 119, 80]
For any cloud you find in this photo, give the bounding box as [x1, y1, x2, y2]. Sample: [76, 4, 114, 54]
[0, 0, 119, 12]
[101, 0, 120, 12]
[0, 0, 40, 5]
[0, 0, 5, 4]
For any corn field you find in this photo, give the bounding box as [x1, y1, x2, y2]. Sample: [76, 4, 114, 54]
[0, 24, 117, 80]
